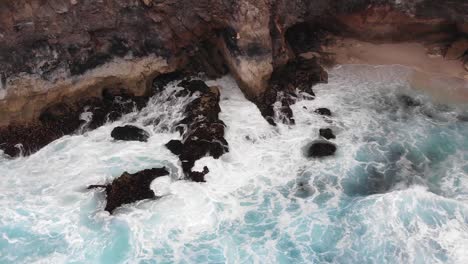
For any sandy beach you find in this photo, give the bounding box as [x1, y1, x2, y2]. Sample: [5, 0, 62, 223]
[322, 38, 468, 104]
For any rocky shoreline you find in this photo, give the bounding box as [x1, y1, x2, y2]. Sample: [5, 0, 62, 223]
[0, 0, 467, 212]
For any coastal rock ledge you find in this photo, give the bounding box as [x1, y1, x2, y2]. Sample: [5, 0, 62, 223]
[1, 0, 467, 156]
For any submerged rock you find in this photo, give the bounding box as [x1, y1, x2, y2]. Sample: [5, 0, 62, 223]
[111, 125, 150, 142]
[307, 140, 337, 157]
[397, 95, 422, 107]
[315, 108, 332, 116]
[89, 168, 169, 213]
[319, 128, 336, 140]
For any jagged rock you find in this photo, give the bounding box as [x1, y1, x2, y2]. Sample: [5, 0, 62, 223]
[165, 80, 228, 181]
[188, 166, 210, 183]
[178, 80, 211, 95]
[269, 58, 327, 97]
[307, 140, 337, 157]
[0, 90, 148, 157]
[319, 128, 335, 140]
[111, 125, 150, 142]
[1, 0, 467, 157]
[88, 168, 169, 213]
[152, 72, 185, 93]
[165, 140, 183, 156]
[315, 108, 332, 116]
[258, 58, 328, 125]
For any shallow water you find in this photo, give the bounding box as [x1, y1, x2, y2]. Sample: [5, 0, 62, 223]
[1, 65, 467, 263]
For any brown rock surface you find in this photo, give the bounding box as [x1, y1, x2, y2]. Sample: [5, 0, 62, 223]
[1, 0, 467, 156]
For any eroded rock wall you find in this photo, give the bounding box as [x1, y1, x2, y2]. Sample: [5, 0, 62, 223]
[0, 0, 467, 128]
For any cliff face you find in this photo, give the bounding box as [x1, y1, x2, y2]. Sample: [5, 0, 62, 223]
[0, 0, 467, 155]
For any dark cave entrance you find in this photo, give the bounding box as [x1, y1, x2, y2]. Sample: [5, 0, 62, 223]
[285, 22, 328, 55]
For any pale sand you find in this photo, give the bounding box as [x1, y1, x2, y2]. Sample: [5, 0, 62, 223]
[321, 38, 468, 104]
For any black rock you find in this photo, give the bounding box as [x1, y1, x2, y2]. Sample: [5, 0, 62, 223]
[170, 81, 229, 179]
[397, 95, 421, 107]
[178, 79, 210, 95]
[188, 166, 210, 182]
[307, 140, 337, 157]
[152, 71, 184, 92]
[166, 140, 183, 155]
[315, 108, 332, 116]
[111, 125, 150, 142]
[319, 128, 336, 139]
[89, 168, 169, 213]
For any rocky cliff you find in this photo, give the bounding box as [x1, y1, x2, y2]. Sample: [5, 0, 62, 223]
[0, 0, 467, 155]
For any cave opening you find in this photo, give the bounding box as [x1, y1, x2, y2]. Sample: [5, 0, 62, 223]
[285, 22, 329, 56]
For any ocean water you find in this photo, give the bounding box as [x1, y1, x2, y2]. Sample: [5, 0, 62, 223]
[1, 65, 467, 263]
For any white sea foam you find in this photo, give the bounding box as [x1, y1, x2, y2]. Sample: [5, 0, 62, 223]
[0, 65, 467, 263]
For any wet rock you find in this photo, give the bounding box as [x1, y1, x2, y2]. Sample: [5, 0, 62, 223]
[307, 140, 337, 157]
[397, 95, 422, 107]
[315, 108, 332, 116]
[258, 58, 328, 125]
[0, 91, 149, 157]
[188, 166, 210, 183]
[319, 128, 336, 139]
[269, 58, 327, 97]
[165, 80, 228, 181]
[111, 125, 150, 142]
[178, 80, 211, 95]
[152, 72, 185, 93]
[166, 140, 183, 155]
[89, 168, 169, 213]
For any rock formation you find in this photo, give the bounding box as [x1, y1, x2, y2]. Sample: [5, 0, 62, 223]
[0, 88, 148, 156]
[307, 140, 337, 157]
[0, 0, 467, 156]
[319, 128, 336, 140]
[164, 79, 229, 182]
[88, 167, 169, 213]
[111, 125, 150, 142]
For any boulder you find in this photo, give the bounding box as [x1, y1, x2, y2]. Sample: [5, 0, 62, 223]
[111, 125, 150, 142]
[89, 168, 169, 213]
[307, 140, 337, 157]
[165, 140, 183, 156]
[319, 128, 336, 139]
[315, 108, 332, 116]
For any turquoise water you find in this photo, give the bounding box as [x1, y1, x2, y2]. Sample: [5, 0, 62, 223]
[1, 65, 467, 263]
